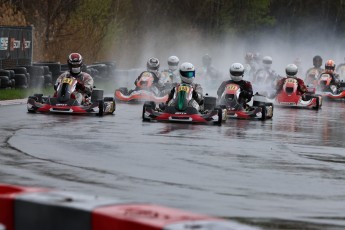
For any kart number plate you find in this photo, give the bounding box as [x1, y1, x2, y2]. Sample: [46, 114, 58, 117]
[178, 85, 190, 92]
[226, 84, 239, 90]
[62, 78, 74, 84]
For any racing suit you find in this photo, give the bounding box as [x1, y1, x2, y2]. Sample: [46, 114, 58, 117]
[133, 71, 163, 95]
[166, 83, 204, 110]
[55, 71, 94, 104]
[217, 79, 253, 105]
[305, 67, 323, 86]
[318, 71, 341, 93]
[276, 77, 307, 96]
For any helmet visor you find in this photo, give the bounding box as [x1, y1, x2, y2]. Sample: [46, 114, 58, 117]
[180, 70, 195, 78]
[230, 71, 243, 77]
[168, 61, 178, 66]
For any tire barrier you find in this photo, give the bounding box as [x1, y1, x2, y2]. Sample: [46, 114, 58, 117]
[0, 183, 260, 230]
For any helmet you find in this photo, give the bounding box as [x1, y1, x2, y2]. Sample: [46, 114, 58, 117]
[179, 62, 195, 84]
[325, 59, 336, 73]
[245, 52, 254, 63]
[313, 55, 322, 68]
[262, 56, 272, 69]
[202, 54, 212, 67]
[253, 52, 262, 63]
[285, 64, 298, 77]
[229, 63, 244, 82]
[147, 57, 160, 71]
[68, 53, 83, 74]
[167, 56, 179, 71]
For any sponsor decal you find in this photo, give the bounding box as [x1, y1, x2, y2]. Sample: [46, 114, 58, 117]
[175, 112, 187, 114]
[0, 37, 8, 50]
[22, 38, 31, 50]
[10, 38, 21, 51]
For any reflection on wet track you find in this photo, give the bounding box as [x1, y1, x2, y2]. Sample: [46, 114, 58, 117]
[1, 99, 345, 229]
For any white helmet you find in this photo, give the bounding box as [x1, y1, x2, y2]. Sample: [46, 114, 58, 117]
[262, 56, 272, 69]
[285, 64, 298, 77]
[229, 63, 244, 82]
[179, 62, 195, 84]
[168, 56, 179, 71]
[147, 57, 160, 71]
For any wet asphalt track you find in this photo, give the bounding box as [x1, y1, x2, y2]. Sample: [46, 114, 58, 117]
[1, 97, 345, 230]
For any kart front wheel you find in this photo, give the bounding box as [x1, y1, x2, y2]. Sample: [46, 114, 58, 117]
[98, 99, 104, 116]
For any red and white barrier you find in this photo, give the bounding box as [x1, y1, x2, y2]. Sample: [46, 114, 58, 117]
[0, 183, 260, 230]
[0, 184, 47, 230]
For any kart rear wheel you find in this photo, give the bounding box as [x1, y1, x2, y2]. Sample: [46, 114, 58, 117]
[260, 105, 266, 121]
[313, 97, 320, 110]
[142, 104, 151, 122]
[104, 97, 116, 114]
[213, 107, 222, 126]
[98, 99, 104, 116]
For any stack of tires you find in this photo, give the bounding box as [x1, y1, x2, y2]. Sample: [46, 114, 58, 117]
[86, 61, 116, 82]
[0, 69, 18, 89]
[33, 62, 62, 84]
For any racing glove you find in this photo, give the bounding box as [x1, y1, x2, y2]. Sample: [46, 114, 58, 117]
[192, 90, 199, 100]
[76, 82, 85, 92]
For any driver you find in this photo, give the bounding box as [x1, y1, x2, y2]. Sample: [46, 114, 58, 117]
[305, 55, 324, 85]
[318, 59, 341, 93]
[55, 53, 94, 104]
[133, 57, 163, 94]
[166, 62, 203, 109]
[217, 62, 253, 108]
[160, 55, 180, 84]
[275, 64, 308, 96]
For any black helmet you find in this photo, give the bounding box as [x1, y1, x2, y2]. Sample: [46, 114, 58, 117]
[202, 54, 212, 67]
[313, 55, 322, 68]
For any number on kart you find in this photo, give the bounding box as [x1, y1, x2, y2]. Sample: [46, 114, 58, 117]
[178, 85, 190, 92]
[286, 78, 297, 84]
[61, 78, 74, 85]
[226, 84, 239, 90]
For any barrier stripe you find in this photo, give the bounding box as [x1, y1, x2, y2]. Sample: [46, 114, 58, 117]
[92, 204, 220, 229]
[14, 190, 128, 230]
[0, 184, 46, 230]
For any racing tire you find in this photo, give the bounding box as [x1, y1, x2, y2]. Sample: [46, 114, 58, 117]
[142, 103, 151, 122]
[98, 99, 104, 116]
[14, 74, 28, 88]
[27, 96, 37, 113]
[260, 105, 267, 121]
[215, 108, 222, 126]
[313, 97, 320, 110]
[214, 107, 223, 126]
[104, 97, 116, 114]
[265, 102, 274, 119]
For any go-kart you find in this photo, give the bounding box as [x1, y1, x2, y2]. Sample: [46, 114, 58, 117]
[115, 71, 169, 103]
[27, 76, 116, 116]
[142, 83, 223, 125]
[316, 74, 345, 100]
[275, 78, 322, 110]
[218, 83, 273, 120]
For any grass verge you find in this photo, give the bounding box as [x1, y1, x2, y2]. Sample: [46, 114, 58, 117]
[0, 87, 54, 100]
